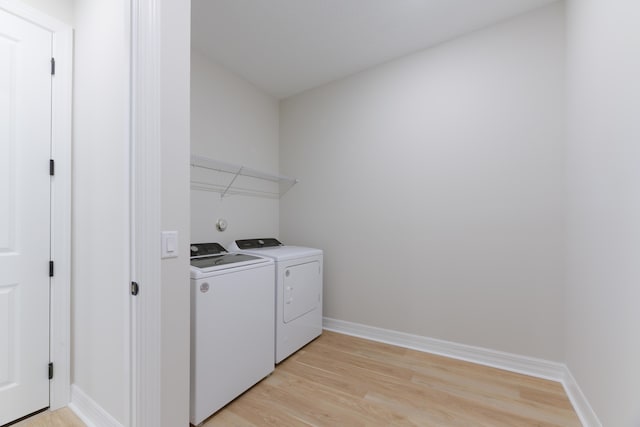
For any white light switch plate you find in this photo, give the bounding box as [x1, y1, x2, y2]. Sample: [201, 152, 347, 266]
[161, 231, 179, 259]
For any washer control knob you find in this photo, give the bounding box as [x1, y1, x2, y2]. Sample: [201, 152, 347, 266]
[216, 218, 228, 232]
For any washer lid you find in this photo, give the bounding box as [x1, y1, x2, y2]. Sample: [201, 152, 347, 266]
[190, 242, 272, 275]
[190, 253, 272, 279]
[237, 245, 322, 261]
[190, 253, 264, 269]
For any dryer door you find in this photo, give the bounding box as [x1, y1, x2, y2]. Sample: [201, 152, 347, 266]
[283, 261, 321, 323]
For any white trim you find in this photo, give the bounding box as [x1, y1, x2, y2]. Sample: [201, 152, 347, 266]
[49, 26, 73, 411]
[323, 317, 566, 381]
[130, 0, 162, 426]
[69, 385, 124, 427]
[561, 369, 602, 427]
[0, 0, 73, 412]
[122, 1, 133, 425]
[323, 317, 602, 427]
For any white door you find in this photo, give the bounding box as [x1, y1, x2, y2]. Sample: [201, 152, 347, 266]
[0, 8, 52, 425]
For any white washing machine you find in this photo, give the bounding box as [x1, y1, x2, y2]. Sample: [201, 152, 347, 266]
[190, 242, 275, 426]
[228, 238, 323, 363]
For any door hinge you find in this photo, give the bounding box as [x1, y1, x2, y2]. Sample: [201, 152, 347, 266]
[48, 363, 53, 380]
[51, 58, 55, 75]
[50, 159, 55, 176]
[131, 281, 139, 296]
[49, 261, 54, 277]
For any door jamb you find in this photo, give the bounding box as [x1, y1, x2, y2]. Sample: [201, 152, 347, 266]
[0, 0, 73, 411]
[130, 0, 162, 425]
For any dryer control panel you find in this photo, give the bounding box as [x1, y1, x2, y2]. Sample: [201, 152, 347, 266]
[234, 238, 282, 249]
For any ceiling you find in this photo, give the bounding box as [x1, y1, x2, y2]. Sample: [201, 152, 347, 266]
[192, 0, 559, 99]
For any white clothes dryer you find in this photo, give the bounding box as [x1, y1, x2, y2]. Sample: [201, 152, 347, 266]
[229, 238, 323, 363]
[189, 242, 274, 425]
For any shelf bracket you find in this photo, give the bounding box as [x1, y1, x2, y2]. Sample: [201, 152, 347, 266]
[220, 166, 243, 199]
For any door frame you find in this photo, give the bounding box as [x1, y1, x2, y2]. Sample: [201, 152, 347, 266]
[130, 0, 162, 425]
[0, 0, 73, 412]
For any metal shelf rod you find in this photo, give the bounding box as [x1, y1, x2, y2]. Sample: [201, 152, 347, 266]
[190, 154, 298, 198]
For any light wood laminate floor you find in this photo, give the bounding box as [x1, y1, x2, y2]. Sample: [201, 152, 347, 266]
[204, 331, 581, 427]
[11, 332, 581, 427]
[10, 408, 84, 427]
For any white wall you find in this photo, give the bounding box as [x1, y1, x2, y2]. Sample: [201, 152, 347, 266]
[17, 0, 74, 25]
[159, 0, 191, 426]
[565, 0, 640, 425]
[72, 0, 129, 423]
[280, 3, 566, 361]
[191, 49, 280, 245]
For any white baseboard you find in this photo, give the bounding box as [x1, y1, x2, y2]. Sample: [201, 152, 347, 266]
[561, 369, 603, 427]
[68, 384, 124, 427]
[323, 317, 565, 380]
[323, 317, 602, 427]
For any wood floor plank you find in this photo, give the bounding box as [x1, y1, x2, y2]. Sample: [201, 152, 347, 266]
[204, 331, 581, 427]
[410, 373, 572, 426]
[297, 341, 415, 381]
[202, 409, 258, 427]
[295, 342, 538, 426]
[11, 408, 84, 427]
[270, 370, 417, 426]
